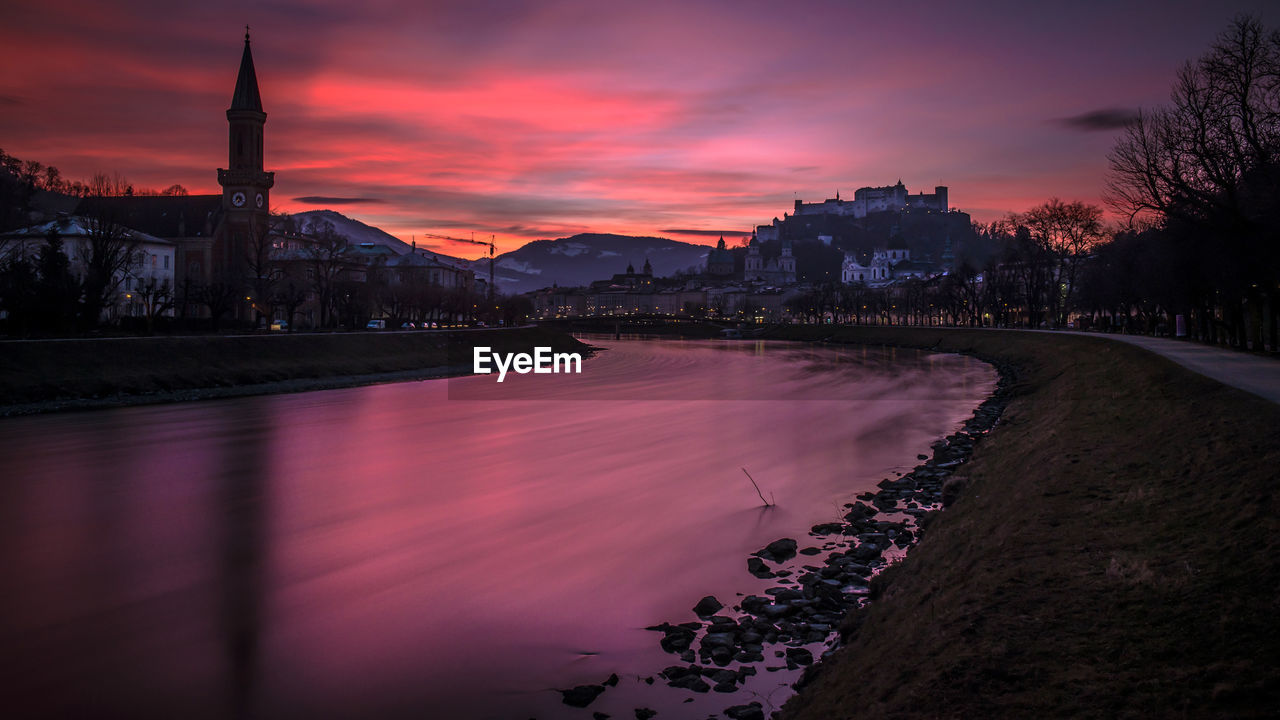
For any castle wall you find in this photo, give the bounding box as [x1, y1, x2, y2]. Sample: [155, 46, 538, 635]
[794, 183, 948, 219]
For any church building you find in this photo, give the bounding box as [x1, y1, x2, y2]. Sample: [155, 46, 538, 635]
[215, 29, 275, 293]
[74, 30, 277, 322]
[744, 233, 796, 285]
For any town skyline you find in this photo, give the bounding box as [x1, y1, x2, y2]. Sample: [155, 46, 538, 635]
[3, 0, 1278, 257]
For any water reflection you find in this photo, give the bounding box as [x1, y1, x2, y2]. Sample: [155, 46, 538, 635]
[0, 339, 994, 719]
[216, 403, 270, 720]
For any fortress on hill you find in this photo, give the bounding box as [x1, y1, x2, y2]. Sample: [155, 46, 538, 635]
[793, 181, 948, 219]
[754, 180, 953, 245]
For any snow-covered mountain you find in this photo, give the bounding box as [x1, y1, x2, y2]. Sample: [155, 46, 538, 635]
[287, 213, 713, 295]
[289, 210, 470, 267]
[464, 233, 712, 294]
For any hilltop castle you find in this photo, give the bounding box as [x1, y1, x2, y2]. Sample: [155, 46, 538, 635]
[793, 181, 948, 219]
[754, 181, 951, 244]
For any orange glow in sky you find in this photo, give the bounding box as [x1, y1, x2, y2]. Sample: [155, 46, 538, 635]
[2, 0, 1277, 256]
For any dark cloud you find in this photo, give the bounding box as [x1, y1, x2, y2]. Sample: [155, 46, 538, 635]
[0, 94, 21, 106]
[293, 196, 386, 205]
[1057, 108, 1139, 132]
[662, 228, 750, 237]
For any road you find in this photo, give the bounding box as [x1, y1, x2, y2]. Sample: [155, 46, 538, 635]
[1068, 332, 1280, 405]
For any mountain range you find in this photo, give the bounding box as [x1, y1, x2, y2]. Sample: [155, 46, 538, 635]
[460, 233, 712, 294]
[294, 210, 714, 294]
[291, 210, 433, 258]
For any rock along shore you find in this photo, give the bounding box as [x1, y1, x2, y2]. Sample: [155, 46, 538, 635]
[558, 352, 1014, 719]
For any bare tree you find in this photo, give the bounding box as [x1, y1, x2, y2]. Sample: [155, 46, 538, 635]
[85, 171, 133, 198]
[132, 277, 174, 333]
[1021, 198, 1108, 326]
[988, 218, 1052, 328]
[272, 275, 308, 331]
[199, 274, 240, 332]
[1107, 17, 1280, 225]
[304, 219, 352, 328]
[78, 211, 141, 329]
[1106, 15, 1280, 347]
[245, 211, 288, 327]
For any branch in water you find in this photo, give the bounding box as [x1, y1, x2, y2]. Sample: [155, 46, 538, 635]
[741, 467, 774, 507]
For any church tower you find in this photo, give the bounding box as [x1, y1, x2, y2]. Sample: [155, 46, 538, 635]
[778, 237, 796, 282]
[217, 29, 275, 285]
[745, 233, 763, 277]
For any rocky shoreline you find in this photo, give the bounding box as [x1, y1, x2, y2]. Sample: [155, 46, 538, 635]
[557, 356, 1014, 719]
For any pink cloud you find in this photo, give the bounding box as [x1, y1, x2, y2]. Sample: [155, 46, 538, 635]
[3, 0, 1278, 254]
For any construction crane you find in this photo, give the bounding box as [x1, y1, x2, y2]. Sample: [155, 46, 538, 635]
[419, 232, 495, 299]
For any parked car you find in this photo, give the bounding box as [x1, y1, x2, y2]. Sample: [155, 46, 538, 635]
[366, 319, 386, 330]
[270, 320, 289, 331]
[401, 322, 416, 329]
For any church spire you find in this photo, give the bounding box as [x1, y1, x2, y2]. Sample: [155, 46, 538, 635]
[230, 27, 263, 112]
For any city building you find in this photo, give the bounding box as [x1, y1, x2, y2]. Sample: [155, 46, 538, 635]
[706, 237, 735, 277]
[0, 215, 176, 321]
[841, 245, 935, 286]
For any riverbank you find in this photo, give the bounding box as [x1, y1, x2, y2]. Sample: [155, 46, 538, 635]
[758, 327, 1280, 718]
[627, 355, 1011, 720]
[0, 328, 591, 416]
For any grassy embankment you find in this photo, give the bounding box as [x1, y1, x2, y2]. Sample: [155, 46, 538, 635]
[0, 328, 590, 413]
[760, 327, 1280, 719]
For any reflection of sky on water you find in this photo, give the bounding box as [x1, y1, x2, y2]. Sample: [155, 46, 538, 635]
[0, 339, 994, 719]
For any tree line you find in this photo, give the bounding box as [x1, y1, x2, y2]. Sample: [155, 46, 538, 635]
[0, 149, 188, 199]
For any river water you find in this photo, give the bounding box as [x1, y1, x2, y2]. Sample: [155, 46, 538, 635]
[0, 338, 994, 719]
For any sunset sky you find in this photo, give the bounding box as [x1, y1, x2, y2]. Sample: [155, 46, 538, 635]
[2, 0, 1277, 257]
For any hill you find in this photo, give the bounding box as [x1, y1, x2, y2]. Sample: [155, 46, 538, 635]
[290, 210, 416, 255]
[464, 233, 713, 294]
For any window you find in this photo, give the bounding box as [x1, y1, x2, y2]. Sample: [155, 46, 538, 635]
[163, 255, 170, 269]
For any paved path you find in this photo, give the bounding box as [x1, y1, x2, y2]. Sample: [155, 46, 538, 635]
[1065, 332, 1280, 405]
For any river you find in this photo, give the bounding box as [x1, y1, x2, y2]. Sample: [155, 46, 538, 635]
[0, 338, 995, 719]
